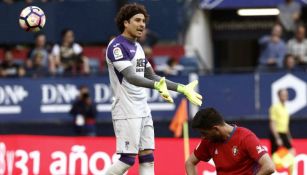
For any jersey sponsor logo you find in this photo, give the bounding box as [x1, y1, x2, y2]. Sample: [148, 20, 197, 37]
[232, 146, 239, 156]
[113, 47, 123, 60]
[256, 145, 265, 154]
[125, 141, 130, 150]
[136, 58, 145, 67]
[136, 58, 146, 72]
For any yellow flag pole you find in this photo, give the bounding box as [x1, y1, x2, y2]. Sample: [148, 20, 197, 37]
[183, 121, 190, 161]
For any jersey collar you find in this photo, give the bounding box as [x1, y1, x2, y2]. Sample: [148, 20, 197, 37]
[119, 35, 136, 45]
[224, 125, 237, 144]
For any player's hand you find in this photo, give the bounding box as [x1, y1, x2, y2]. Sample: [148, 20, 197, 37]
[154, 77, 174, 103]
[177, 80, 202, 106]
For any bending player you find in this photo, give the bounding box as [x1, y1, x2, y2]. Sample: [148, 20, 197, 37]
[105, 3, 202, 175]
[185, 108, 275, 175]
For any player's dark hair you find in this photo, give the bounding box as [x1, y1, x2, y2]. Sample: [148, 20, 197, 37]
[295, 23, 305, 33]
[61, 28, 73, 39]
[283, 54, 294, 67]
[115, 3, 149, 33]
[34, 32, 45, 39]
[192, 108, 225, 130]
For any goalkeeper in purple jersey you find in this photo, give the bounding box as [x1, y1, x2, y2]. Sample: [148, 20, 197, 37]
[105, 3, 202, 175]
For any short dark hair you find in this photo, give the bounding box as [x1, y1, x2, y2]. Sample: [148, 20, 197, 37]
[192, 108, 225, 130]
[61, 28, 73, 38]
[295, 23, 305, 33]
[34, 32, 45, 39]
[115, 3, 149, 33]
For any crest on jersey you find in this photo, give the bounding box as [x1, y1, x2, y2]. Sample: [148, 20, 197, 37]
[113, 47, 123, 60]
[232, 146, 239, 156]
[200, 0, 224, 9]
[256, 145, 265, 154]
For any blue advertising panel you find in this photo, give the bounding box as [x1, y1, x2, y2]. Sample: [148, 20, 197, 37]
[198, 74, 256, 119]
[0, 76, 188, 122]
[0, 72, 306, 122]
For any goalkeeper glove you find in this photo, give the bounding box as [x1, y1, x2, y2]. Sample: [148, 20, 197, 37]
[154, 77, 174, 103]
[177, 80, 202, 106]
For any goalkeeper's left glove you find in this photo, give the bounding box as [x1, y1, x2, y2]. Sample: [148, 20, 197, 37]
[154, 77, 174, 103]
[177, 80, 202, 106]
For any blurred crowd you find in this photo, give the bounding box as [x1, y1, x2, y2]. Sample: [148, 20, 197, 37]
[0, 26, 198, 78]
[1, 0, 307, 78]
[258, 0, 307, 72]
[0, 29, 91, 78]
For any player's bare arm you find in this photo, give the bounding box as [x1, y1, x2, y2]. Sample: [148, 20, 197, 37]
[256, 153, 275, 175]
[185, 153, 199, 175]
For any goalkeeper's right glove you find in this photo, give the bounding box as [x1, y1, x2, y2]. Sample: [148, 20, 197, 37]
[154, 77, 174, 103]
[177, 80, 202, 106]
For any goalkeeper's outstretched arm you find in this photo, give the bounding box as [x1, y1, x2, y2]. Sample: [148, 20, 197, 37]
[144, 66, 178, 91]
[145, 66, 203, 106]
[121, 66, 173, 103]
[121, 66, 156, 89]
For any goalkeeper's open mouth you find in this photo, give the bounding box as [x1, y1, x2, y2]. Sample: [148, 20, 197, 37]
[136, 29, 144, 36]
